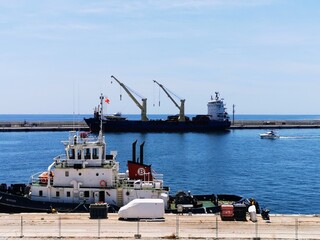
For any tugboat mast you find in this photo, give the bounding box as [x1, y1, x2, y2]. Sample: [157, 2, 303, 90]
[98, 93, 104, 142]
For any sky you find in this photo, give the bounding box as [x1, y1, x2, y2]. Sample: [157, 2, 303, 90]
[1, 0, 320, 115]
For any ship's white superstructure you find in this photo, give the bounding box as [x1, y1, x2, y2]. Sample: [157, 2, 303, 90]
[26, 94, 169, 211]
[207, 92, 229, 121]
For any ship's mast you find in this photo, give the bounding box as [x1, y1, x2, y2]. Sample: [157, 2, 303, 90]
[215, 92, 220, 101]
[153, 80, 186, 122]
[111, 75, 149, 121]
[98, 93, 104, 142]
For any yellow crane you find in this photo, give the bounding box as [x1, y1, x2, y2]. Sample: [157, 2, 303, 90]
[111, 75, 149, 121]
[153, 80, 186, 122]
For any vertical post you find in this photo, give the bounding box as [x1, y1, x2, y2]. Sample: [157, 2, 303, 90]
[232, 104, 235, 125]
[20, 215, 23, 238]
[98, 218, 101, 239]
[176, 214, 179, 238]
[215, 215, 218, 239]
[253, 222, 260, 240]
[295, 218, 298, 240]
[134, 218, 141, 239]
[59, 215, 61, 238]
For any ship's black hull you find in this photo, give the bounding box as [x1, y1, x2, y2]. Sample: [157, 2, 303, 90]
[0, 190, 92, 213]
[0, 189, 250, 214]
[84, 118, 231, 133]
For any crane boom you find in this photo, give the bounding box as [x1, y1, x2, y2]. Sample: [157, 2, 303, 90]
[153, 80, 186, 122]
[111, 75, 149, 121]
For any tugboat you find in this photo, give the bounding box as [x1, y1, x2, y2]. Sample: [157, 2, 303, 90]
[0, 94, 169, 213]
[0, 94, 257, 214]
[84, 76, 231, 133]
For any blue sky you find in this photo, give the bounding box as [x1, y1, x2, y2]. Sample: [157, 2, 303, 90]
[1, 0, 320, 115]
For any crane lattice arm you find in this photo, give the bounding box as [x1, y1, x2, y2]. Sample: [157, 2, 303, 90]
[111, 75, 149, 121]
[153, 80, 186, 122]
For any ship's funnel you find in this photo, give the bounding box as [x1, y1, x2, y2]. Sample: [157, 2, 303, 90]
[140, 141, 145, 165]
[132, 140, 137, 163]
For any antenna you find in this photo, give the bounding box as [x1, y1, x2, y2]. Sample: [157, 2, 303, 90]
[232, 104, 235, 125]
[98, 93, 104, 142]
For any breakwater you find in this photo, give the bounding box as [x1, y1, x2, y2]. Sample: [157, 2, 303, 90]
[231, 119, 320, 129]
[1, 120, 320, 132]
[0, 121, 88, 132]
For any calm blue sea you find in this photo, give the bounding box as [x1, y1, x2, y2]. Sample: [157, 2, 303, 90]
[0, 114, 320, 214]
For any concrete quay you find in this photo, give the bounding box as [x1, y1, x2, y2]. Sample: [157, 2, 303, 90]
[0, 213, 319, 239]
[1, 119, 320, 132]
[0, 121, 89, 132]
[231, 119, 320, 129]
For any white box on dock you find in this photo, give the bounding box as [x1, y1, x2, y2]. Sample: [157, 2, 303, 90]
[118, 199, 164, 219]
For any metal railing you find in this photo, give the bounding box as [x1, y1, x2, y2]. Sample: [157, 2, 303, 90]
[0, 213, 319, 239]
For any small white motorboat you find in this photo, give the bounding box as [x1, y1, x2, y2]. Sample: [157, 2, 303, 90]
[260, 130, 279, 139]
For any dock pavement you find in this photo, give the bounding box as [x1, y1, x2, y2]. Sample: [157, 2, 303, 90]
[0, 213, 319, 239]
[1, 119, 320, 132]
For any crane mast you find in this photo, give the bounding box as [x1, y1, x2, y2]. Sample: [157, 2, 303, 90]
[153, 80, 186, 122]
[111, 75, 149, 121]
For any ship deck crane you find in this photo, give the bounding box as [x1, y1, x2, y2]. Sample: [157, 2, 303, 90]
[153, 80, 186, 122]
[111, 75, 149, 121]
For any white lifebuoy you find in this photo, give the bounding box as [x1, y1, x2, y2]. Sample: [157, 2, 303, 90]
[40, 177, 47, 184]
[100, 180, 106, 187]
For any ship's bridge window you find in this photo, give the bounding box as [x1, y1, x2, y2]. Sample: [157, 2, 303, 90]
[85, 148, 91, 159]
[93, 148, 99, 159]
[39, 190, 43, 197]
[67, 191, 71, 197]
[56, 191, 60, 197]
[68, 149, 75, 159]
[77, 150, 82, 160]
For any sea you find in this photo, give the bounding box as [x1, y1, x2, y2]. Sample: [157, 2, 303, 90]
[1, 114, 320, 214]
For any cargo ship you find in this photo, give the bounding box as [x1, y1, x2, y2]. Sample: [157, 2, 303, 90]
[84, 76, 231, 133]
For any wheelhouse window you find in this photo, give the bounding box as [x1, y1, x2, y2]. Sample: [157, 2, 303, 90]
[65, 171, 69, 177]
[85, 148, 91, 159]
[93, 148, 99, 159]
[39, 190, 43, 197]
[56, 191, 60, 197]
[68, 149, 75, 159]
[77, 150, 82, 160]
[67, 191, 71, 197]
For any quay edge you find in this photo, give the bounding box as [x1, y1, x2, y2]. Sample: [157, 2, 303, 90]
[230, 119, 320, 129]
[1, 120, 320, 132]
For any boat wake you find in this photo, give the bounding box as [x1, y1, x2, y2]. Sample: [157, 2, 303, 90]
[279, 136, 320, 139]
